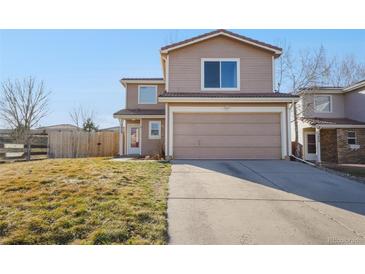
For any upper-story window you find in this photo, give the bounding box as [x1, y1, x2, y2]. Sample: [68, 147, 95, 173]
[138, 85, 157, 104]
[201, 58, 240, 91]
[314, 95, 332, 113]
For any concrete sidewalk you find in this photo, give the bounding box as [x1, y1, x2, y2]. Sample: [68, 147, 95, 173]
[167, 160, 365, 244]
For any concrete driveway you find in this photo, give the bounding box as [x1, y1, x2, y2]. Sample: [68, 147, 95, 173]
[168, 160, 365, 244]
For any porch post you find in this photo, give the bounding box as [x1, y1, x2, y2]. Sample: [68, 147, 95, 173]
[118, 119, 124, 156]
[165, 103, 169, 158]
[139, 118, 142, 156]
[316, 127, 321, 163]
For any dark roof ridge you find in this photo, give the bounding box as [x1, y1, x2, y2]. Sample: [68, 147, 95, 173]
[160, 29, 282, 53]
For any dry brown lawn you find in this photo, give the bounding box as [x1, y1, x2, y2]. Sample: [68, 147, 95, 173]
[0, 158, 171, 244]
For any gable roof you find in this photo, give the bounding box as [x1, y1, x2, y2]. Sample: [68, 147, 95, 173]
[296, 79, 365, 95]
[160, 29, 282, 56]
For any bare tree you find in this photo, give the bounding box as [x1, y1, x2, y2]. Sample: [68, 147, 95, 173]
[328, 55, 365, 87]
[69, 106, 98, 132]
[277, 45, 365, 157]
[276, 46, 333, 156]
[69, 106, 82, 129]
[0, 77, 50, 160]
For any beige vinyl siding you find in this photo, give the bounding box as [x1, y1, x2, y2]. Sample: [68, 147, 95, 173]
[301, 93, 345, 118]
[126, 83, 165, 109]
[173, 113, 281, 159]
[345, 88, 365, 122]
[168, 35, 274, 93]
[141, 118, 165, 156]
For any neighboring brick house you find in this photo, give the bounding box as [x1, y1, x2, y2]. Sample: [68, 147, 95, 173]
[293, 80, 365, 164]
[113, 29, 299, 159]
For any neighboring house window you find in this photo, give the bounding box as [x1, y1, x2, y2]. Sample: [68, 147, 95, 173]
[314, 95, 332, 113]
[138, 85, 157, 104]
[149, 121, 161, 139]
[347, 131, 357, 145]
[201, 58, 240, 90]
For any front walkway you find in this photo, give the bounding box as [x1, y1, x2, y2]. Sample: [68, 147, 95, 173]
[168, 160, 365, 244]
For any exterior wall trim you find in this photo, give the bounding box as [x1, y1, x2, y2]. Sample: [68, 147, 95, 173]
[167, 106, 288, 159]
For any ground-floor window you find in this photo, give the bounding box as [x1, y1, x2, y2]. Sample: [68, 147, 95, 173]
[347, 130, 357, 145]
[149, 121, 161, 139]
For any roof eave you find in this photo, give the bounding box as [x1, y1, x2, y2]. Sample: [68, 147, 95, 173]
[113, 114, 165, 119]
[315, 124, 365, 129]
[343, 81, 365, 92]
[160, 31, 282, 57]
[120, 79, 165, 87]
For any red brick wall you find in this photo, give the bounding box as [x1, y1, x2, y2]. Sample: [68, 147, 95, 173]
[337, 128, 365, 164]
[320, 129, 338, 163]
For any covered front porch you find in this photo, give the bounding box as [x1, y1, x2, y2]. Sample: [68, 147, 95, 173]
[300, 118, 365, 164]
[113, 109, 165, 157]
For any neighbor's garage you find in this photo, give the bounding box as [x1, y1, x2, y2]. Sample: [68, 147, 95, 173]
[173, 113, 281, 159]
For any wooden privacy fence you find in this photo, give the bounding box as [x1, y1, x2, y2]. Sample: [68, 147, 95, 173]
[48, 131, 120, 158]
[0, 132, 48, 160]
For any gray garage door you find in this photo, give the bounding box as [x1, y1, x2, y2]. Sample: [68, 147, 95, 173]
[173, 113, 281, 159]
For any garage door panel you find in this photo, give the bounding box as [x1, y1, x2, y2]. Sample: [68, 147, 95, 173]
[174, 135, 281, 147]
[174, 123, 281, 136]
[174, 113, 280, 124]
[173, 112, 282, 159]
[174, 147, 281, 159]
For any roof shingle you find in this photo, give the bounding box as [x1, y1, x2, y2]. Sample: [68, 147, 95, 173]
[113, 109, 165, 116]
[301, 117, 365, 126]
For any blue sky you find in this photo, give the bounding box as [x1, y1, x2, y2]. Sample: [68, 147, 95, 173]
[1, 29, 365, 128]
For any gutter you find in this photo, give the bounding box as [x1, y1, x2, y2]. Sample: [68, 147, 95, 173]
[315, 124, 365, 129]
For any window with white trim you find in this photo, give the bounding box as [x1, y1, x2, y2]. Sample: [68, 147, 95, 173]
[314, 95, 332, 113]
[347, 130, 357, 145]
[148, 121, 161, 139]
[138, 85, 157, 104]
[201, 59, 239, 90]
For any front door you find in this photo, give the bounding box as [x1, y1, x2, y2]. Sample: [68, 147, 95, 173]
[127, 124, 141, 155]
[305, 133, 317, 161]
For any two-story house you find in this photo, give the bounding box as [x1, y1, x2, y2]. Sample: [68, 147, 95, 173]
[114, 29, 298, 159]
[293, 80, 365, 164]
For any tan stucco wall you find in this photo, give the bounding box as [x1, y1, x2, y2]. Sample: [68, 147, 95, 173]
[344, 88, 365, 122]
[126, 83, 165, 109]
[168, 35, 274, 93]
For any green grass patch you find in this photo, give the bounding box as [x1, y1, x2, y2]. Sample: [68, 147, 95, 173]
[323, 163, 365, 179]
[0, 158, 171, 244]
